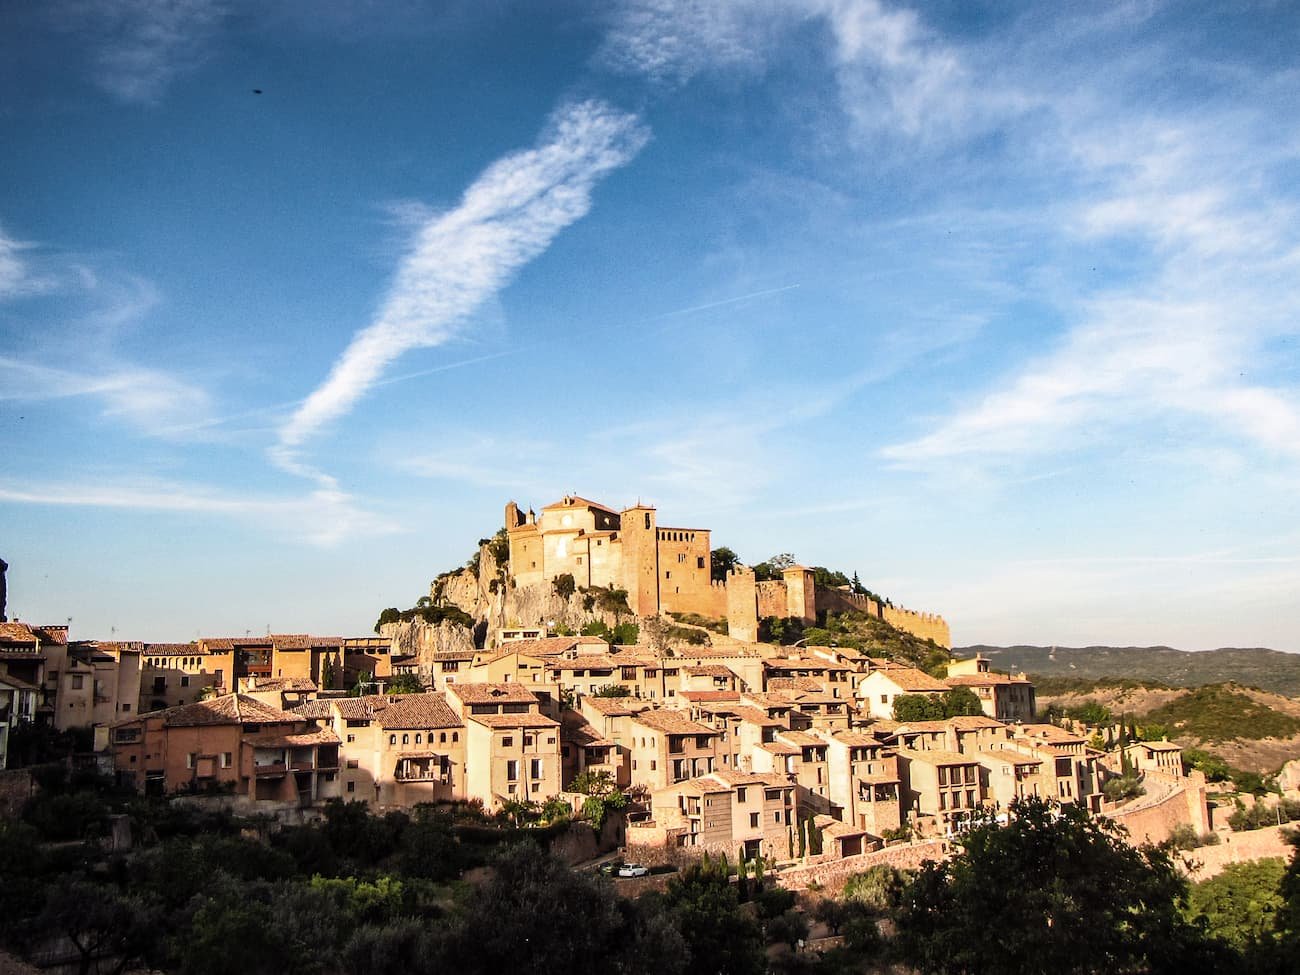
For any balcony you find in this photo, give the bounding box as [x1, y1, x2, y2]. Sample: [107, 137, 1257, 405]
[255, 762, 287, 777]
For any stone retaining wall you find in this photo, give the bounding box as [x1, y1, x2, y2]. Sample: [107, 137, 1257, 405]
[775, 839, 950, 892]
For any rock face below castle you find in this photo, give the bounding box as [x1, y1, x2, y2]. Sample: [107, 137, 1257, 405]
[429, 495, 951, 649]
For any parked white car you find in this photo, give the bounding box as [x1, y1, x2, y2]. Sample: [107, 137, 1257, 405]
[616, 863, 649, 878]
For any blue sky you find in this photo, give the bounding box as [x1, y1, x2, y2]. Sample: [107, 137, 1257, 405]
[3, 0, 1299, 651]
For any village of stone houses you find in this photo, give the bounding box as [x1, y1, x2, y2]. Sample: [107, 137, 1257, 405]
[4, 495, 1300, 974]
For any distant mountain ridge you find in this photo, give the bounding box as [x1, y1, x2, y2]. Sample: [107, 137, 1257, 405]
[954, 644, 1300, 698]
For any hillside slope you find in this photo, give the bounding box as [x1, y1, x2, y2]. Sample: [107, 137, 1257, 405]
[957, 645, 1300, 697]
[1037, 681, 1300, 773]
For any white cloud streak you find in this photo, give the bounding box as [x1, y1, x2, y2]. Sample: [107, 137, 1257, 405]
[0, 355, 210, 437]
[277, 99, 649, 460]
[0, 477, 394, 547]
[83, 0, 228, 104]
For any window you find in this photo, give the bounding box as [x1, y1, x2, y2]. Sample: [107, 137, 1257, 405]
[773, 811, 781, 823]
[506, 760, 519, 781]
[415, 734, 422, 745]
[547, 736, 555, 745]
[503, 736, 513, 747]
[121, 703, 131, 712]
[389, 735, 397, 746]
[452, 732, 459, 742]
[750, 812, 760, 828]
[530, 758, 543, 780]
[439, 732, 447, 743]
[347, 734, 355, 743]
[180, 675, 190, 687]
[881, 695, 888, 704]
[678, 553, 686, 563]
[737, 787, 747, 802]
[664, 570, 671, 579]
[221, 753, 233, 768]
[71, 674, 84, 690]
[186, 753, 196, 769]
[524, 735, 534, 747]
[697, 556, 705, 569]
[347, 781, 355, 793]
[402, 734, 409, 745]
[347, 760, 359, 769]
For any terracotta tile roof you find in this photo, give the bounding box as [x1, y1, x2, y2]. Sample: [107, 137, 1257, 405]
[891, 720, 954, 734]
[246, 677, 318, 692]
[30, 625, 68, 644]
[376, 693, 462, 730]
[271, 634, 344, 650]
[293, 700, 336, 719]
[814, 814, 866, 838]
[631, 709, 718, 736]
[767, 677, 826, 692]
[199, 636, 271, 650]
[468, 712, 560, 729]
[895, 747, 975, 766]
[759, 741, 802, 756]
[948, 716, 1006, 729]
[545, 655, 644, 671]
[581, 696, 652, 716]
[684, 665, 735, 677]
[741, 692, 794, 710]
[135, 694, 303, 727]
[1017, 724, 1084, 743]
[0, 622, 38, 644]
[831, 731, 880, 747]
[858, 770, 901, 784]
[678, 691, 741, 703]
[247, 728, 340, 748]
[705, 769, 770, 787]
[490, 637, 581, 658]
[777, 730, 824, 747]
[447, 683, 539, 705]
[945, 674, 1027, 687]
[976, 749, 1042, 767]
[764, 657, 853, 672]
[869, 668, 948, 692]
[540, 495, 620, 514]
[1137, 740, 1183, 752]
[729, 706, 783, 726]
[431, 650, 477, 661]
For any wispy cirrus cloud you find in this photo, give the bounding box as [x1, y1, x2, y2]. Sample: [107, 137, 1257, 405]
[0, 356, 211, 436]
[79, 0, 228, 104]
[276, 98, 649, 466]
[882, 110, 1300, 473]
[0, 476, 394, 547]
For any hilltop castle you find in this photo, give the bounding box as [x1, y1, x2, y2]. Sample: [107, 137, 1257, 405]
[504, 496, 950, 647]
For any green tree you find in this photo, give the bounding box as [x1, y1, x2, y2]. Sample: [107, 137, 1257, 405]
[374, 607, 402, 633]
[660, 858, 765, 975]
[385, 673, 423, 694]
[711, 547, 740, 582]
[552, 573, 576, 599]
[592, 683, 631, 698]
[892, 694, 945, 722]
[890, 796, 1225, 975]
[940, 686, 984, 717]
[33, 878, 160, 975]
[1186, 857, 1287, 952]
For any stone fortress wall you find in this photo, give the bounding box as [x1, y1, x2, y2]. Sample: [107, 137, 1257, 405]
[496, 496, 951, 648]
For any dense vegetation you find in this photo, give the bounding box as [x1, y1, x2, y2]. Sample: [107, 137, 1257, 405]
[8, 776, 1300, 975]
[961, 644, 1300, 697]
[374, 599, 475, 634]
[1141, 686, 1300, 743]
[892, 688, 983, 722]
